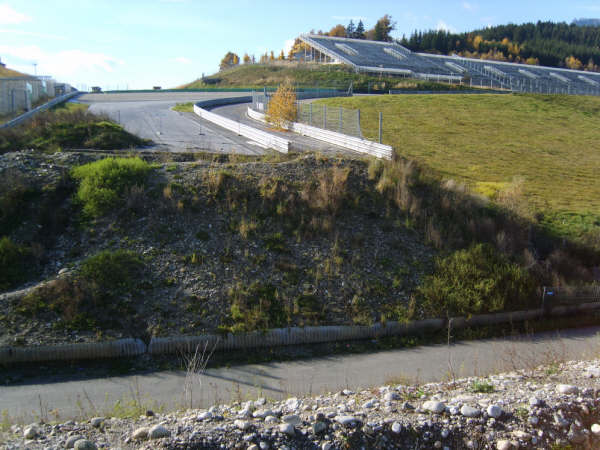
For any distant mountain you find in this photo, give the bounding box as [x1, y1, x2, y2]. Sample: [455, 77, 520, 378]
[401, 21, 600, 72]
[573, 18, 600, 27]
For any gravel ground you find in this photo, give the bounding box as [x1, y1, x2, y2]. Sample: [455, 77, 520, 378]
[3, 358, 600, 449]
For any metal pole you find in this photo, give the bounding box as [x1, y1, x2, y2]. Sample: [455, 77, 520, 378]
[378, 112, 382, 144]
[339, 107, 342, 133]
[323, 105, 326, 129]
[309, 103, 312, 126]
[357, 109, 361, 137]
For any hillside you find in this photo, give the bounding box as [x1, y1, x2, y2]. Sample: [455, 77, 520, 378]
[180, 63, 467, 93]
[401, 21, 600, 71]
[316, 93, 600, 245]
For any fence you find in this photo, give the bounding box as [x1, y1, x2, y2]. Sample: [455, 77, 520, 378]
[542, 285, 600, 310]
[296, 103, 362, 138]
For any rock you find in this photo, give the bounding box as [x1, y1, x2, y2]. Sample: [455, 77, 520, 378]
[285, 397, 300, 410]
[591, 423, 600, 435]
[248, 445, 259, 450]
[384, 392, 400, 401]
[487, 405, 503, 418]
[254, 397, 266, 406]
[362, 399, 376, 409]
[259, 442, 269, 450]
[512, 430, 531, 441]
[528, 415, 539, 426]
[90, 417, 104, 428]
[313, 421, 327, 434]
[401, 401, 415, 410]
[556, 384, 578, 395]
[235, 420, 251, 431]
[496, 440, 512, 450]
[23, 425, 39, 439]
[66, 435, 86, 448]
[441, 429, 450, 438]
[253, 409, 273, 419]
[460, 405, 481, 418]
[279, 423, 295, 436]
[149, 424, 170, 439]
[282, 414, 301, 426]
[74, 440, 97, 450]
[132, 427, 149, 440]
[198, 411, 213, 420]
[322, 443, 332, 450]
[448, 405, 460, 415]
[585, 368, 600, 378]
[391, 421, 402, 433]
[529, 397, 542, 407]
[335, 415, 359, 427]
[423, 401, 446, 414]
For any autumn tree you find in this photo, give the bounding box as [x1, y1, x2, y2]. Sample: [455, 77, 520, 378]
[565, 55, 583, 70]
[368, 15, 395, 41]
[243, 53, 251, 64]
[219, 52, 240, 71]
[288, 38, 308, 59]
[278, 50, 285, 60]
[328, 24, 347, 37]
[266, 79, 297, 130]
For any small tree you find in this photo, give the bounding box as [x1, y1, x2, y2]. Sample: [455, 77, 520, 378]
[219, 51, 240, 71]
[243, 53, 251, 64]
[266, 80, 297, 130]
[355, 20, 366, 39]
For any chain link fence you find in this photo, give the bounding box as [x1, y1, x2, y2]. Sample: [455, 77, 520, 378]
[296, 102, 362, 138]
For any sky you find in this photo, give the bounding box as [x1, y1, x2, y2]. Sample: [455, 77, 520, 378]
[1, 0, 599, 90]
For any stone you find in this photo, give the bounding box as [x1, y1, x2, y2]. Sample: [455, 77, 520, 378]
[384, 392, 400, 401]
[513, 430, 532, 441]
[149, 424, 170, 439]
[528, 416, 539, 426]
[441, 429, 450, 438]
[285, 397, 300, 410]
[23, 425, 39, 439]
[279, 423, 295, 436]
[496, 440, 512, 450]
[448, 406, 460, 415]
[322, 443, 332, 450]
[90, 417, 104, 428]
[198, 411, 213, 421]
[259, 442, 269, 450]
[335, 415, 359, 427]
[265, 416, 278, 424]
[362, 399, 377, 409]
[591, 424, 600, 435]
[248, 445, 259, 450]
[487, 405, 503, 419]
[423, 401, 446, 414]
[66, 435, 86, 448]
[132, 427, 149, 440]
[391, 422, 402, 433]
[529, 397, 542, 407]
[313, 421, 327, 434]
[282, 414, 301, 426]
[461, 405, 481, 418]
[253, 409, 273, 419]
[235, 420, 251, 431]
[556, 384, 578, 395]
[74, 440, 97, 450]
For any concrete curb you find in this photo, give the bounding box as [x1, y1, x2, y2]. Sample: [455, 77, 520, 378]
[0, 91, 80, 129]
[247, 107, 392, 159]
[2, 304, 599, 364]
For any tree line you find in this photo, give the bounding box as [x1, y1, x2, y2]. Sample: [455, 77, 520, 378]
[400, 21, 600, 71]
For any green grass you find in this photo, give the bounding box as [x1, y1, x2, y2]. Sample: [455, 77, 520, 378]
[181, 63, 467, 93]
[317, 93, 600, 243]
[172, 102, 194, 112]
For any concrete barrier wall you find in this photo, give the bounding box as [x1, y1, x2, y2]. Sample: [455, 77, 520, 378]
[0, 91, 79, 129]
[194, 100, 290, 153]
[247, 107, 393, 159]
[2, 303, 599, 363]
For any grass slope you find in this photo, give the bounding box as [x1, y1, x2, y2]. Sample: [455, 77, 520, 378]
[180, 63, 467, 93]
[317, 93, 600, 243]
[0, 66, 29, 78]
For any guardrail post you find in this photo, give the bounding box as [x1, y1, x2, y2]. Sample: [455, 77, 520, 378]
[309, 103, 312, 126]
[379, 112, 382, 144]
[339, 107, 342, 133]
[323, 105, 327, 129]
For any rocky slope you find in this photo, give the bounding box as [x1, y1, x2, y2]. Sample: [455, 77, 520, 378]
[3, 358, 600, 449]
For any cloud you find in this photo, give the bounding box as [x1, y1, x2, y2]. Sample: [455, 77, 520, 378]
[0, 45, 121, 79]
[0, 4, 31, 25]
[0, 29, 65, 40]
[437, 20, 456, 33]
[462, 1, 476, 11]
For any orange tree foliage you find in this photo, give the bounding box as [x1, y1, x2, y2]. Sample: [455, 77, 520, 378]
[266, 80, 297, 130]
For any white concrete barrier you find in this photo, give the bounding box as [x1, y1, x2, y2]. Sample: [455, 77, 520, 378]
[247, 107, 392, 159]
[194, 101, 289, 153]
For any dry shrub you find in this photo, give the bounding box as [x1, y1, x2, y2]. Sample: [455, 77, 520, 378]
[302, 166, 350, 216]
[266, 79, 297, 130]
[125, 184, 146, 213]
[497, 176, 531, 219]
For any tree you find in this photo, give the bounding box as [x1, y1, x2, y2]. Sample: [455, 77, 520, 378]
[288, 38, 309, 60]
[219, 52, 240, 71]
[243, 53, 251, 64]
[328, 24, 347, 37]
[355, 20, 366, 39]
[278, 50, 285, 60]
[270, 51, 275, 62]
[346, 20, 355, 37]
[369, 14, 395, 42]
[266, 79, 297, 130]
[259, 52, 269, 64]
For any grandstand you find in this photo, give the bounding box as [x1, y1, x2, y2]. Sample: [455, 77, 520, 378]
[299, 34, 600, 96]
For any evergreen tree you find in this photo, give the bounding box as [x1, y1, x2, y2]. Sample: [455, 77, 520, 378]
[346, 20, 355, 38]
[355, 20, 365, 39]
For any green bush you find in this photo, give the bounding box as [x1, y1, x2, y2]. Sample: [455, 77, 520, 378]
[80, 249, 143, 291]
[71, 157, 152, 217]
[417, 243, 536, 317]
[0, 237, 30, 291]
[227, 281, 288, 332]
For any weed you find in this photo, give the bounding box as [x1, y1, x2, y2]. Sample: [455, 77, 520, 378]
[264, 232, 289, 253]
[226, 281, 288, 332]
[469, 379, 495, 393]
[0, 237, 31, 291]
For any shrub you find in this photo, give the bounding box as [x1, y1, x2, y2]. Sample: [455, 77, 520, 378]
[266, 79, 297, 130]
[80, 249, 143, 291]
[71, 157, 152, 217]
[227, 281, 288, 332]
[417, 244, 537, 317]
[0, 237, 30, 291]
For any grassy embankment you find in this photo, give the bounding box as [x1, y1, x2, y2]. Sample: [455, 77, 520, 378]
[180, 63, 467, 93]
[0, 102, 149, 154]
[316, 93, 600, 245]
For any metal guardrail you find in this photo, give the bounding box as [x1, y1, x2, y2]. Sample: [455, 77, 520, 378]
[194, 99, 290, 153]
[542, 285, 600, 310]
[0, 91, 79, 129]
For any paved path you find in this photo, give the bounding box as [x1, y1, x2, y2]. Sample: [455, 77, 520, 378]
[78, 92, 265, 154]
[2, 326, 599, 422]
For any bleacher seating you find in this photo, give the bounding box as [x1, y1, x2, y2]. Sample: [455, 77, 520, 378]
[298, 34, 600, 96]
